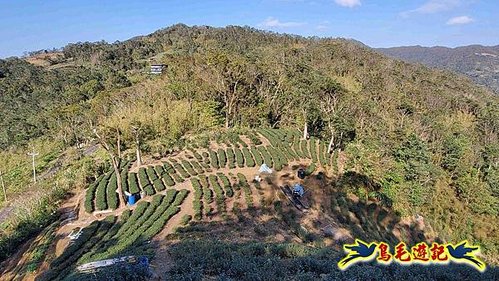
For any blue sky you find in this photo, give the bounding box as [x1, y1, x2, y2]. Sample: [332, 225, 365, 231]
[0, 0, 498, 58]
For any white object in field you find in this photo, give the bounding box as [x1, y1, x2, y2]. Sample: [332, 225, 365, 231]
[93, 210, 113, 215]
[68, 228, 83, 240]
[150, 64, 164, 74]
[77, 256, 136, 272]
[254, 175, 261, 182]
[258, 164, 272, 174]
[124, 191, 132, 197]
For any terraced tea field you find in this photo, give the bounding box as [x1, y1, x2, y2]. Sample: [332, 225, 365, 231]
[4, 129, 348, 280]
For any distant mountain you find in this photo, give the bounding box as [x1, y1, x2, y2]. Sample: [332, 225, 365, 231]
[377, 45, 499, 94]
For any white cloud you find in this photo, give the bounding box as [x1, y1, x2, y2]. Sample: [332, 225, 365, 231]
[258, 17, 305, 28]
[401, 0, 462, 17]
[446, 15, 473, 25]
[334, 0, 361, 8]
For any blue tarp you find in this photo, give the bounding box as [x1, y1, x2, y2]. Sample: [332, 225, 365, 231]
[293, 184, 304, 197]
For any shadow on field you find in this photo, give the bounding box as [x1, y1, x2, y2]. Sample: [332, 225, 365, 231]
[265, 165, 431, 246]
[36, 218, 151, 281]
[162, 219, 498, 281]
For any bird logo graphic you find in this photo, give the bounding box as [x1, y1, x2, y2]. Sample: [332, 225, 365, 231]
[337, 239, 487, 272]
[446, 241, 486, 272]
[338, 239, 377, 270]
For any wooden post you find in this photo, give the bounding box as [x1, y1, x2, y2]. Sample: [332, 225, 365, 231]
[0, 170, 6, 202]
[28, 150, 39, 183]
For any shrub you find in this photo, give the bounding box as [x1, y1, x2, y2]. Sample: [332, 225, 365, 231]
[146, 167, 158, 181]
[242, 147, 255, 167]
[217, 148, 227, 168]
[78, 215, 121, 263]
[143, 191, 188, 238]
[250, 146, 263, 166]
[106, 173, 119, 210]
[248, 133, 262, 145]
[191, 160, 205, 174]
[95, 173, 109, 210]
[209, 175, 226, 214]
[293, 139, 304, 158]
[226, 148, 236, 168]
[172, 189, 189, 206]
[199, 161, 212, 171]
[331, 150, 338, 174]
[217, 173, 233, 197]
[84, 182, 98, 213]
[138, 168, 152, 189]
[258, 129, 278, 147]
[163, 162, 174, 173]
[116, 201, 158, 241]
[128, 173, 140, 194]
[164, 189, 179, 206]
[318, 141, 328, 167]
[287, 145, 299, 161]
[267, 147, 282, 171]
[43, 219, 105, 279]
[209, 149, 219, 169]
[237, 173, 253, 208]
[309, 137, 318, 163]
[162, 172, 175, 187]
[181, 160, 198, 176]
[191, 178, 203, 220]
[234, 148, 245, 168]
[305, 163, 316, 176]
[171, 172, 185, 183]
[257, 146, 273, 167]
[180, 214, 192, 226]
[300, 140, 310, 158]
[202, 152, 210, 164]
[199, 175, 213, 204]
[120, 168, 129, 195]
[284, 130, 294, 144]
[272, 129, 286, 142]
[153, 178, 166, 192]
[115, 201, 149, 237]
[267, 129, 284, 145]
[154, 165, 165, 177]
[143, 185, 155, 196]
[191, 150, 203, 161]
[173, 163, 190, 178]
[274, 146, 290, 164]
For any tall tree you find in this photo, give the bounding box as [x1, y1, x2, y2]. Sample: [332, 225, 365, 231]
[202, 51, 252, 128]
[93, 126, 124, 208]
[317, 77, 346, 153]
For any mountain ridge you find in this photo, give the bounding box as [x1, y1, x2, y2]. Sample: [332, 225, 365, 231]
[377, 44, 499, 94]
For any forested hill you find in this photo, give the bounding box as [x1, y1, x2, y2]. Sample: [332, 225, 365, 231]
[377, 45, 499, 94]
[1, 24, 497, 150]
[0, 24, 498, 267]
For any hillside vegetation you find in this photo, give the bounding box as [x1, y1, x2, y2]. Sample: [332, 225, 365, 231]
[377, 45, 499, 94]
[0, 24, 497, 279]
